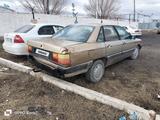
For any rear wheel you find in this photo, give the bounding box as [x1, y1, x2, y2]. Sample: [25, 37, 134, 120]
[130, 47, 140, 60]
[85, 60, 105, 83]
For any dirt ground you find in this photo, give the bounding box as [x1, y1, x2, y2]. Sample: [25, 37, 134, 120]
[0, 68, 127, 120]
[0, 31, 160, 118]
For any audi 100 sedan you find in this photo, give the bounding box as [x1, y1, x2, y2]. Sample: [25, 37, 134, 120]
[28, 24, 142, 83]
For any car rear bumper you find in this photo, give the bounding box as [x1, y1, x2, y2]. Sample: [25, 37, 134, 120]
[2, 42, 29, 55]
[31, 55, 92, 77]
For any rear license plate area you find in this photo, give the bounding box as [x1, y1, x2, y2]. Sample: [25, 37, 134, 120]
[35, 49, 50, 57]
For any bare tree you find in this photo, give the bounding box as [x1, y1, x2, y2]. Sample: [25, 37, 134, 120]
[21, 0, 35, 12]
[85, 0, 119, 19]
[21, 0, 66, 15]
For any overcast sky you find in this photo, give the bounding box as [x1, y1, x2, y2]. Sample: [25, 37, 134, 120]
[121, 0, 160, 17]
[1, 0, 160, 18]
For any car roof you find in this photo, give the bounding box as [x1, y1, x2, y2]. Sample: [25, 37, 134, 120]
[69, 23, 121, 27]
[30, 23, 64, 27]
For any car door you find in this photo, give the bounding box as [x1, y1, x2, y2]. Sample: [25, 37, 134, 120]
[38, 25, 55, 38]
[114, 26, 137, 58]
[103, 25, 123, 66]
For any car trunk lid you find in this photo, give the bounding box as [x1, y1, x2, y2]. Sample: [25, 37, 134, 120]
[28, 38, 83, 67]
[28, 38, 82, 53]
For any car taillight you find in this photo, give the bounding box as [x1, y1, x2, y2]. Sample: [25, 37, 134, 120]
[58, 54, 70, 66]
[52, 52, 71, 66]
[52, 53, 58, 62]
[14, 35, 24, 43]
[28, 46, 32, 53]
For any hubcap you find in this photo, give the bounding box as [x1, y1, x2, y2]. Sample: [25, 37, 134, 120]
[93, 64, 104, 81]
[133, 48, 139, 59]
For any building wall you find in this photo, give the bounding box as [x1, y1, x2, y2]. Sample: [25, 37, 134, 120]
[0, 13, 138, 36]
[138, 22, 159, 30]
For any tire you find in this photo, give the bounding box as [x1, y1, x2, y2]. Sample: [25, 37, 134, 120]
[130, 47, 140, 60]
[85, 60, 105, 83]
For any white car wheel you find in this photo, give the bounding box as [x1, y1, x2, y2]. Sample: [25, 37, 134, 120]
[130, 47, 139, 60]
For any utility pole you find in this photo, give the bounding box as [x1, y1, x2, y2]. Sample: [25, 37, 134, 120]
[133, 0, 136, 22]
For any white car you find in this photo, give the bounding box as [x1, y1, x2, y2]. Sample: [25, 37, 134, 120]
[123, 26, 142, 37]
[3, 23, 64, 55]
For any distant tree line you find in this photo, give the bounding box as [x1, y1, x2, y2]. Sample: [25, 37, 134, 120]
[84, 0, 119, 19]
[20, 0, 119, 19]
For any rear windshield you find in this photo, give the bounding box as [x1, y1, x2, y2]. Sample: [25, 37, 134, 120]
[53, 25, 94, 42]
[14, 25, 35, 33]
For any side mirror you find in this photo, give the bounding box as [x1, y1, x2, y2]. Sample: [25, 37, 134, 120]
[126, 35, 135, 40]
[128, 33, 136, 39]
[124, 33, 136, 40]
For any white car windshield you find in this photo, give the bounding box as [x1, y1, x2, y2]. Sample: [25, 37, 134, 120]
[53, 25, 94, 42]
[14, 25, 35, 33]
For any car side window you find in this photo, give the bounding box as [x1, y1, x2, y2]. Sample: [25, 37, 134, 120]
[115, 26, 131, 40]
[97, 28, 105, 42]
[103, 26, 119, 41]
[54, 26, 64, 33]
[38, 26, 55, 35]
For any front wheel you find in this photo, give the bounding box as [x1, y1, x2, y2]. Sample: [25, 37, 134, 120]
[130, 47, 140, 60]
[85, 60, 105, 83]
